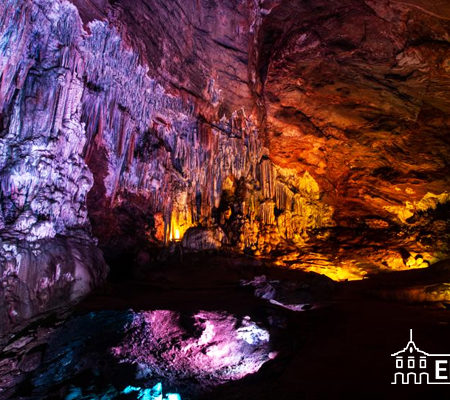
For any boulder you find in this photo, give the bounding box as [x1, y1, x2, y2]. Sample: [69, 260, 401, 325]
[181, 227, 228, 251]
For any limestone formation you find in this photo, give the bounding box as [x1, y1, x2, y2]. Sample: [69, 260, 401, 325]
[0, 0, 449, 336]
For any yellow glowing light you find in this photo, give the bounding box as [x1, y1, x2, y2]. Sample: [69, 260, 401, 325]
[298, 264, 367, 281]
[282, 254, 368, 282]
[174, 228, 180, 240]
[169, 227, 182, 241]
[167, 204, 193, 242]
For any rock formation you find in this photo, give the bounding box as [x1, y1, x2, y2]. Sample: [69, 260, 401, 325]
[0, 0, 449, 335]
[111, 310, 273, 390]
[6, 309, 272, 399]
[0, 0, 109, 336]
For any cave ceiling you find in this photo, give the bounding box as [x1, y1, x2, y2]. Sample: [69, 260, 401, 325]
[71, 0, 450, 227]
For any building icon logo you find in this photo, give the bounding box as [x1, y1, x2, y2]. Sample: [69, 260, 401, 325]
[392, 329, 450, 384]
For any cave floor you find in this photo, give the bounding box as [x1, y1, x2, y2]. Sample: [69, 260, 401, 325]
[3, 254, 450, 400]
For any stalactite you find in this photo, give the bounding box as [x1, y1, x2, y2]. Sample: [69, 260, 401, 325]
[259, 158, 274, 199]
[258, 201, 275, 225]
[0, 0, 333, 258]
[275, 182, 293, 211]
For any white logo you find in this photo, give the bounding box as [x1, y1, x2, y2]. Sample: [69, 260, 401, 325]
[392, 329, 450, 385]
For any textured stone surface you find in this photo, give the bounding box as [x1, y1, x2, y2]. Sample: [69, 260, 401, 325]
[1, 309, 272, 399]
[0, 0, 92, 239]
[0, 237, 107, 339]
[57, 0, 449, 266]
[71, 0, 256, 118]
[0, 0, 109, 336]
[112, 310, 273, 390]
[182, 226, 228, 251]
[8, 0, 332, 261]
[258, 0, 450, 227]
[0, 0, 449, 337]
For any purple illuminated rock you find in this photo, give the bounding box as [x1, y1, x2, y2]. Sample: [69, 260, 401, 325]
[0, 0, 109, 336]
[1, 0, 449, 340]
[0, 237, 107, 338]
[111, 310, 274, 390]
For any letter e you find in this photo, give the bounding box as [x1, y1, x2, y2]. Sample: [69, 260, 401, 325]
[435, 360, 448, 380]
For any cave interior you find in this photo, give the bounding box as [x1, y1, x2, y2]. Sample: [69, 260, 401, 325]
[0, 0, 449, 399]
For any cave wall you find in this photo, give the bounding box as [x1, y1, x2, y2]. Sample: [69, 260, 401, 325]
[71, 0, 256, 117]
[258, 0, 450, 227]
[0, 0, 109, 336]
[0, 0, 449, 332]
[251, 0, 450, 275]
[0, 0, 332, 332]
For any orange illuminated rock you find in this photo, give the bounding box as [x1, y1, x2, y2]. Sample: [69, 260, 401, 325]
[257, 0, 450, 228]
